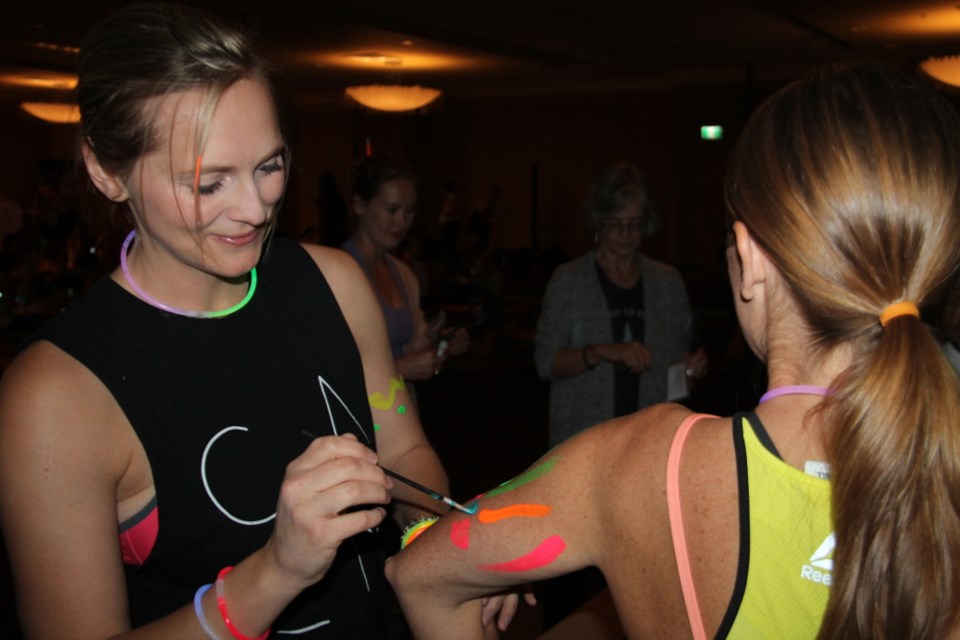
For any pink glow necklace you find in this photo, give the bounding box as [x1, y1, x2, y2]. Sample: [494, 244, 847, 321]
[119, 229, 257, 319]
[759, 385, 830, 404]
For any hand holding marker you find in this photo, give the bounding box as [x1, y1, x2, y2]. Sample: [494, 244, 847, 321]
[302, 430, 476, 514]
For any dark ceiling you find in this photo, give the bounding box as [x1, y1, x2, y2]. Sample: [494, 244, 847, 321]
[2, 0, 959, 104]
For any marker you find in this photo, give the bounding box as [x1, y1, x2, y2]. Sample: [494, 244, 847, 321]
[302, 430, 476, 514]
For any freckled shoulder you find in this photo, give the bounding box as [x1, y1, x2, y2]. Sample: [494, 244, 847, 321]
[587, 402, 695, 507]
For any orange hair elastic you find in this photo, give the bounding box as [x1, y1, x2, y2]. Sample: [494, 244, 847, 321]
[879, 301, 919, 329]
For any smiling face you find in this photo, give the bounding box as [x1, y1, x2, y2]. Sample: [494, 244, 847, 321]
[354, 178, 418, 252]
[115, 76, 286, 282]
[596, 199, 645, 259]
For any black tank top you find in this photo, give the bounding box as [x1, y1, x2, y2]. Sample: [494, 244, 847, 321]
[39, 238, 388, 638]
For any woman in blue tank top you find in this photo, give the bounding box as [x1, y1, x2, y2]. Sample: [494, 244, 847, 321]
[341, 153, 469, 381]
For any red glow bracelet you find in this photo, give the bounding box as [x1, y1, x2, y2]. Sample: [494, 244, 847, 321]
[215, 566, 270, 640]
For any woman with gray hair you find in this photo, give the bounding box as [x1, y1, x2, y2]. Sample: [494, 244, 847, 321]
[532, 162, 705, 625]
[535, 162, 706, 449]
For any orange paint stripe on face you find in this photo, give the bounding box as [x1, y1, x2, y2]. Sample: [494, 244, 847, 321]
[477, 504, 551, 524]
[193, 155, 203, 193]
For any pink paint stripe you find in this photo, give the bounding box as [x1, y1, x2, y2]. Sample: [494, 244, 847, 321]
[450, 518, 471, 549]
[480, 535, 566, 572]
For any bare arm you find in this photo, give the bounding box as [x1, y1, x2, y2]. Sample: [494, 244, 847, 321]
[0, 343, 134, 638]
[305, 244, 450, 526]
[384, 423, 614, 639]
[0, 341, 392, 639]
[385, 402, 704, 640]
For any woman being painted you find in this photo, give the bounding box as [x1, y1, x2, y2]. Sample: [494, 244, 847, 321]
[387, 62, 960, 638]
[341, 153, 468, 382]
[0, 5, 458, 638]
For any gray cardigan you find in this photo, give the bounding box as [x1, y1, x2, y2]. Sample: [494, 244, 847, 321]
[534, 251, 693, 447]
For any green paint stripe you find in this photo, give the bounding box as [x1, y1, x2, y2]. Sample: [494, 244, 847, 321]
[485, 457, 558, 498]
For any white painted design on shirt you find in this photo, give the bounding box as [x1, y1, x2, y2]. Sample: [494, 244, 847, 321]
[201, 426, 276, 526]
[199, 375, 375, 637]
[317, 375, 371, 444]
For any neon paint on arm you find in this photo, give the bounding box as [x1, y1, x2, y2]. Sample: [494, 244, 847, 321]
[368, 376, 407, 412]
[477, 504, 551, 523]
[484, 457, 559, 498]
[450, 518, 471, 549]
[401, 516, 439, 549]
[479, 535, 567, 572]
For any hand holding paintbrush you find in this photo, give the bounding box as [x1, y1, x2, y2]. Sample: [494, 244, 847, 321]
[302, 431, 476, 514]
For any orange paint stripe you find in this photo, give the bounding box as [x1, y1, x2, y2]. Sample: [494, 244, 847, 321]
[477, 504, 551, 523]
[193, 156, 203, 193]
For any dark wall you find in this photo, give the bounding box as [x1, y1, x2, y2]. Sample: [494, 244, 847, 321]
[284, 79, 784, 268]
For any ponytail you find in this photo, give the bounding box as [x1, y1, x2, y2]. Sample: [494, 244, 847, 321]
[820, 311, 960, 638]
[725, 61, 960, 638]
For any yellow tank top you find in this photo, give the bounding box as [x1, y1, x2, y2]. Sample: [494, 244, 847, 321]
[724, 413, 833, 638]
[668, 412, 833, 639]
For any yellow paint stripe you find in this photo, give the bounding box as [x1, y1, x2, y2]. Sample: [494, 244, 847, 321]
[368, 376, 407, 411]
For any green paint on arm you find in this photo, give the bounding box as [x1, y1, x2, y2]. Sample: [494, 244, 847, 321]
[485, 457, 559, 498]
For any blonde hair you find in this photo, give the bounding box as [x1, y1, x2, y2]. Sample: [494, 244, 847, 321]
[726, 62, 960, 638]
[77, 3, 285, 232]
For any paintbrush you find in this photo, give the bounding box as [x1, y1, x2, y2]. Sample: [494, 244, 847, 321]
[302, 430, 476, 514]
[378, 466, 477, 514]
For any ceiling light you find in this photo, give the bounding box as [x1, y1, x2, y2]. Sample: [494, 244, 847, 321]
[20, 102, 80, 124]
[0, 69, 77, 91]
[919, 54, 960, 88]
[344, 85, 442, 113]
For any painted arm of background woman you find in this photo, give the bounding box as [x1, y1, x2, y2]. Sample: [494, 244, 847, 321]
[306, 244, 451, 526]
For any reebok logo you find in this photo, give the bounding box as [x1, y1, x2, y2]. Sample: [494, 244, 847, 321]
[800, 532, 834, 586]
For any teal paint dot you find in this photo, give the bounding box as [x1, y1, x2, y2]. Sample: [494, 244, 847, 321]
[373, 423, 381, 431]
[397, 405, 407, 415]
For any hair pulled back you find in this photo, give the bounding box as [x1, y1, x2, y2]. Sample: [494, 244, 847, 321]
[726, 62, 960, 638]
[78, 2, 268, 178]
[349, 153, 417, 204]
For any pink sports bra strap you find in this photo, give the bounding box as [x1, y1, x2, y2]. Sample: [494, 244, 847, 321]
[667, 413, 716, 640]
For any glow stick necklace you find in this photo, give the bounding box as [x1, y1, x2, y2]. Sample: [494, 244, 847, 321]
[119, 229, 257, 319]
[758, 385, 830, 404]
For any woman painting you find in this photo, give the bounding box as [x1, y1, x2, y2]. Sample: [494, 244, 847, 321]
[341, 153, 468, 382]
[0, 5, 454, 638]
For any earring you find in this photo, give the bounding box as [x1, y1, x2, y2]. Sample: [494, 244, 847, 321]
[594, 232, 599, 243]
